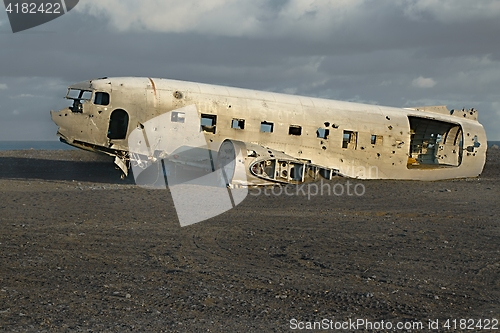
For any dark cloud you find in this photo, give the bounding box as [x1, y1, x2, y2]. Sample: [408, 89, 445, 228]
[0, 2, 499, 140]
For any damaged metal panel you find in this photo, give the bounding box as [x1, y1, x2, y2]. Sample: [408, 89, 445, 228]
[51, 77, 487, 184]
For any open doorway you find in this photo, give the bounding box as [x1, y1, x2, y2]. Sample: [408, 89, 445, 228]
[408, 116, 463, 168]
[108, 109, 129, 140]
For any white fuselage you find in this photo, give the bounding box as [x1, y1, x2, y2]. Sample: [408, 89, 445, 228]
[51, 77, 487, 181]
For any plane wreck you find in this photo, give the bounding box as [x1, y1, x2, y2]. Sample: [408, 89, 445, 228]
[51, 77, 487, 186]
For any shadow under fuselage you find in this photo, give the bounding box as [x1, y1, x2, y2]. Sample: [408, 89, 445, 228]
[0, 156, 133, 184]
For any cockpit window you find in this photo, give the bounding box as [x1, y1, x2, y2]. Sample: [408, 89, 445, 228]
[67, 89, 92, 100]
[94, 92, 110, 106]
[66, 89, 92, 113]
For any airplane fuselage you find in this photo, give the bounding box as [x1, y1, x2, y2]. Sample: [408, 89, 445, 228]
[51, 77, 487, 181]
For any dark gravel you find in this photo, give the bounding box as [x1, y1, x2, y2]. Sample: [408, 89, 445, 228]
[0, 149, 498, 332]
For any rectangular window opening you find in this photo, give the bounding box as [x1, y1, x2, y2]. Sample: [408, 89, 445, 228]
[260, 121, 274, 133]
[371, 135, 383, 145]
[171, 111, 185, 123]
[94, 92, 110, 106]
[342, 130, 357, 149]
[201, 114, 217, 134]
[231, 118, 245, 130]
[288, 125, 302, 136]
[317, 128, 329, 139]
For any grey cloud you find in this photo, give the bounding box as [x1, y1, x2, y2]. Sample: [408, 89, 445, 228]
[0, 1, 499, 140]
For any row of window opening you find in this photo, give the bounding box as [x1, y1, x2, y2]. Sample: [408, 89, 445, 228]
[172, 112, 382, 148]
[196, 113, 328, 139]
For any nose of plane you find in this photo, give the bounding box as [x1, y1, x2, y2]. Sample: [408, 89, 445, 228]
[51, 109, 62, 127]
[50, 109, 58, 123]
[50, 108, 71, 141]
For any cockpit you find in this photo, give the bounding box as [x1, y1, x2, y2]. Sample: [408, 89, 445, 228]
[66, 88, 92, 113]
[66, 88, 110, 113]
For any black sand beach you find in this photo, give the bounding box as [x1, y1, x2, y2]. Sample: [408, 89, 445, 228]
[0, 149, 498, 332]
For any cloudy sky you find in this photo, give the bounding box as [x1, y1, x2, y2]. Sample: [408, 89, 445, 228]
[1, 0, 499, 141]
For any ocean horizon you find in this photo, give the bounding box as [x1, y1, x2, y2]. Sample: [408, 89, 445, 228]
[0, 140, 499, 151]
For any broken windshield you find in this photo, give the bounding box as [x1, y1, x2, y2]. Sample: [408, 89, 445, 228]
[66, 89, 93, 113]
[67, 89, 92, 100]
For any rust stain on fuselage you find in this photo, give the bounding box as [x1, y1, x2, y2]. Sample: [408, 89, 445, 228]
[148, 77, 157, 97]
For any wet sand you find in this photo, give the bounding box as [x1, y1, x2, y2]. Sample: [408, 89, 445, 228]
[0, 149, 498, 332]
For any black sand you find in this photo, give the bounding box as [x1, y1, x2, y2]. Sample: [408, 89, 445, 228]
[0, 149, 498, 332]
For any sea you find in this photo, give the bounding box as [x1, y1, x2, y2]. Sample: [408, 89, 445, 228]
[0, 140, 499, 151]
